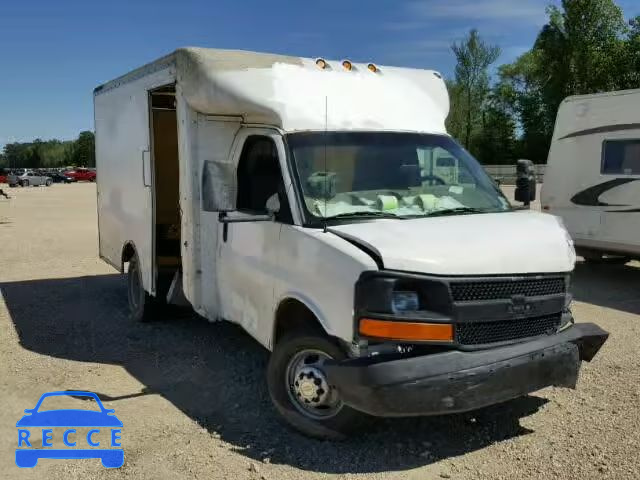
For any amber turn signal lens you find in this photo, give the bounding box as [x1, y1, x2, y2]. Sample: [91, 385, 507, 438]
[359, 319, 453, 342]
[342, 60, 353, 71]
[316, 58, 327, 70]
[367, 63, 378, 73]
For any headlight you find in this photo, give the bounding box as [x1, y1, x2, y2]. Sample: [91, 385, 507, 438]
[391, 291, 420, 313]
[355, 273, 450, 316]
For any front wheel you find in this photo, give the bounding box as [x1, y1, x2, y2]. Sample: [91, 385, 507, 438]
[21, 180, 29, 187]
[45, 179, 52, 186]
[267, 332, 368, 439]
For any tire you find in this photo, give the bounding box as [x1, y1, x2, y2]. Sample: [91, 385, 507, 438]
[599, 256, 631, 265]
[581, 249, 629, 265]
[45, 179, 52, 186]
[21, 180, 29, 187]
[127, 253, 157, 322]
[267, 331, 369, 440]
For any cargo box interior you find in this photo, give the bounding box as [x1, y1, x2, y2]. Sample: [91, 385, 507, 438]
[150, 85, 181, 291]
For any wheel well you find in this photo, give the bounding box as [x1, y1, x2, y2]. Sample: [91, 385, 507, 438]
[121, 242, 136, 271]
[273, 298, 325, 345]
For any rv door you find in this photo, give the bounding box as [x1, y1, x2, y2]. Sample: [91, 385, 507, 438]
[599, 138, 640, 251]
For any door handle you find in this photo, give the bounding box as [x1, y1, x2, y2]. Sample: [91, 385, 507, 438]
[142, 149, 152, 187]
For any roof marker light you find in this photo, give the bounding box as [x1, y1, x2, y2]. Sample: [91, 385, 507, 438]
[367, 63, 379, 73]
[342, 60, 353, 71]
[315, 58, 328, 70]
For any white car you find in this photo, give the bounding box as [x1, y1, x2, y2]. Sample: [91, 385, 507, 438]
[8, 171, 53, 187]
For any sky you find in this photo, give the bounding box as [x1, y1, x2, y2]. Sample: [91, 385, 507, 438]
[1, 0, 639, 148]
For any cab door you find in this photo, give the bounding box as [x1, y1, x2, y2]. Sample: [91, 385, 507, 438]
[599, 137, 640, 251]
[217, 128, 296, 347]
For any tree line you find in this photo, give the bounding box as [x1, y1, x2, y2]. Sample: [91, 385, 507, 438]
[0, 131, 95, 169]
[447, 0, 639, 164]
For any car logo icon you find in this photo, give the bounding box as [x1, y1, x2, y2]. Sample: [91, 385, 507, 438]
[16, 391, 123, 468]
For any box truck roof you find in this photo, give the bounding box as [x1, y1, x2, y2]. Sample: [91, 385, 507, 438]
[94, 47, 450, 134]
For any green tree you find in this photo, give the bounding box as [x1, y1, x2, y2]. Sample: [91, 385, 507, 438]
[619, 15, 640, 88]
[495, 0, 635, 162]
[2, 136, 86, 168]
[72, 131, 95, 167]
[473, 84, 518, 165]
[448, 29, 501, 150]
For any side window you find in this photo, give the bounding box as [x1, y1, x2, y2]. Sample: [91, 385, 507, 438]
[236, 136, 292, 223]
[602, 139, 640, 175]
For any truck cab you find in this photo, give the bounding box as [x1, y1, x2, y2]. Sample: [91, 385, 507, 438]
[94, 48, 608, 439]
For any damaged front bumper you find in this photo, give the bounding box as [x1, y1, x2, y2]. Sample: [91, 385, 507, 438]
[324, 322, 608, 417]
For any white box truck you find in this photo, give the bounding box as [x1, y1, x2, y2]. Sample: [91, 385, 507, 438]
[541, 89, 640, 262]
[95, 47, 608, 439]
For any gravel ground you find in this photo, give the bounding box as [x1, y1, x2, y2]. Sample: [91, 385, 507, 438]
[0, 183, 639, 480]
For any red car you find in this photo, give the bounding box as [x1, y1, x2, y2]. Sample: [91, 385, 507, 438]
[65, 168, 96, 182]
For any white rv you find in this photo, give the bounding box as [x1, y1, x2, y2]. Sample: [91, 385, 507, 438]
[542, 89, 640, 262]
[94, 48, 607, 439]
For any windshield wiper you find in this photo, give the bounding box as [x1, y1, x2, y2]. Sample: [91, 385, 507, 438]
[324, 211, 404, 220]
[424, 207, 489, 217]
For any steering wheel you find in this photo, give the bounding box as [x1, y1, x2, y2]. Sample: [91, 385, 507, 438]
[420, 174, 447, 186]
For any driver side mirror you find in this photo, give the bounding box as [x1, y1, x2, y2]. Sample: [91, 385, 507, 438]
[202, 160, 237, 213]
[514, 159, 537, 207]
[218, 193, 278, 225]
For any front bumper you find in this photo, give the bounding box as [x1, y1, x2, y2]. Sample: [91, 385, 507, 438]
[325, 323, 608, 417]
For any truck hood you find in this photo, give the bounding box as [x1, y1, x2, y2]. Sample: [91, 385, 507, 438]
[327, 211, 575, 275]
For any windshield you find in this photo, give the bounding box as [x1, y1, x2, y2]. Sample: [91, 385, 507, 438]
[287, 132, 510, 224]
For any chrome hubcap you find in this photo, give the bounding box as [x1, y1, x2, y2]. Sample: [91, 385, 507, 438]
[286, 349, 343, 419]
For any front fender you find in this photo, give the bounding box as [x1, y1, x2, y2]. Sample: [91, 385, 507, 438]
[271, 226, 378, 346]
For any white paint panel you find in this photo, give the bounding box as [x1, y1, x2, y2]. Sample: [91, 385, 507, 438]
[175, 93, 242, 315]
[195, 115, 241, 319]
[175, 47, 449, 134]
[95, 66, 176, 292]
[273, 226, 378, 345]
[329, 212, 575, 275]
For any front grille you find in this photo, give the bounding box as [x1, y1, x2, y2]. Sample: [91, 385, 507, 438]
[456, 314, 561, 346]
[450, 277, 566, 302]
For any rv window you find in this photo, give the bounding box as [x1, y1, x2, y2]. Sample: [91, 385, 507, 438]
[602, 140, 640, 175]
[236, 136, 292, 223]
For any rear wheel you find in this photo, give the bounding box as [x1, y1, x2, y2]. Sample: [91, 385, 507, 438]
[21, 180, 29, 187]
[45, 179, 52, 186]
[127, 253, 157, 322]
[267, 331, 368, 439]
